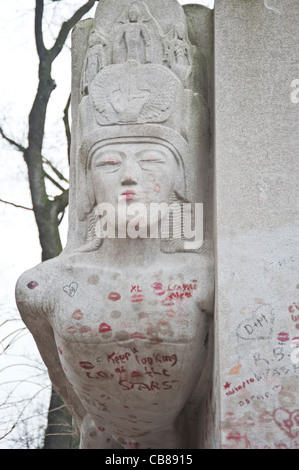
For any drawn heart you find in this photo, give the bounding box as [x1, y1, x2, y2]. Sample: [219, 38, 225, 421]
[63, 282, 78, 297]
[273, 408, 299, 439]
[236, 304, 274, 340]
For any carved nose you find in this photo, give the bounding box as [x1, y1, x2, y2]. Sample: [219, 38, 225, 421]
[121, 161, 139, 186]
[121, 176, 137, 186]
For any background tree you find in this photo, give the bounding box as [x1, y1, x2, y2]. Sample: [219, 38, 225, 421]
[0, 0, 98, 449]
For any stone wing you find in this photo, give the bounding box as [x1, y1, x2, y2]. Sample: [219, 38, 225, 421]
[139, 79, 176, 121]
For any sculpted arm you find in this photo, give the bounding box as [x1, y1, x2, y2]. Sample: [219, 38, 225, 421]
[15, 274, 87, 432]
[140, 24, 152, 62]
[112, 26, 125, 62]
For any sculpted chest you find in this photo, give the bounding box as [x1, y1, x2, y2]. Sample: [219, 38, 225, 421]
[50, 265, 206, 345]
[48, 265, 210, 406]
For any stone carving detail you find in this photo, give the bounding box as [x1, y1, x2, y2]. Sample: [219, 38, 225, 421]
[112, 1, 153, 64]
[16, 0, 213, 450]
[82, 28, 107, 95]
[91, 61, 178, 125]
[164, 21, 192, 85]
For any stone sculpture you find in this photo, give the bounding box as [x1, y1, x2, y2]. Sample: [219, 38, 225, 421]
[15, 0, 214, 449]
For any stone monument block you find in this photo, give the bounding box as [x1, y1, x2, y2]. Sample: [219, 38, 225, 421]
[15, 0, 214, 449]
[213, 0, 299, 450]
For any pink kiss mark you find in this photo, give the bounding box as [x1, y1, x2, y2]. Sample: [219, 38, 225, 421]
[151, 282, 165, 296]
[130, 294, 144, 303]
[80, 326, 92, 334]
[108, 292, 121, 302]
[79, 361, 94, 370]
[130, 332, 146, 340]
[277, 332, 290, 342]
[66, 326, 77, 334]
[72, 309, 83, 320]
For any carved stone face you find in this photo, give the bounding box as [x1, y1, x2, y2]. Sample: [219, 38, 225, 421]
[90, 141, 179, 226]
[128, 6, 140, 22]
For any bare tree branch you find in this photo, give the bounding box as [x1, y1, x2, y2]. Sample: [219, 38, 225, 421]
[0, 199, 33, 211]
[42, 157, 69, 184]
[0, 127, 26, 153]
[35, 0, 47, 59]
[52, 189, 69, 216]
[43, 170, 66, 192]
[63, 94, 71, 164]
[49, 0, 97, 61]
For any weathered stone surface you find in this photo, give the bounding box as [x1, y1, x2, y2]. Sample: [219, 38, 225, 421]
[16, 0, 213, 449]
[213, 0, 299, 450]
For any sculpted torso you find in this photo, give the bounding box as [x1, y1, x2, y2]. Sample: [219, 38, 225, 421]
[17, 251, 213, 448]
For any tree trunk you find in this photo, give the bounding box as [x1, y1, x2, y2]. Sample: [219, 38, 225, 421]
[43, 389, 79, 449]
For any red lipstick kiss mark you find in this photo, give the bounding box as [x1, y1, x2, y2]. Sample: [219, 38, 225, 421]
[291, 337, 299, 346]
[130, 332, 146, 340]
[57, 347, 63, 355]
[72, 309, 83, 320]
[151, 282, 165, 295]
[130, 294, 144, 303]
[277, 332, 290, 342]
[79, 361, 94, 370]
[131, 371, 144, 378]
[99, 323, 112, 334]
[27, 281, 38, 290]
[121, 190, 135, 201]
[98, 427, 105, 432]
[108, 292, 121, 302]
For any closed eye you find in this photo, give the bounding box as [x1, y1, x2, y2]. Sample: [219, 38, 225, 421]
[95, 160, 121, 167]
[139, 159, 165, 164]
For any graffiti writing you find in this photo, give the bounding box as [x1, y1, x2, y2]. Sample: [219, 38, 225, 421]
[236, 304, 274, 340]
[225, 378, 255, 397]
[78, 349, 179, 392]
[288, 302, 299, 330]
